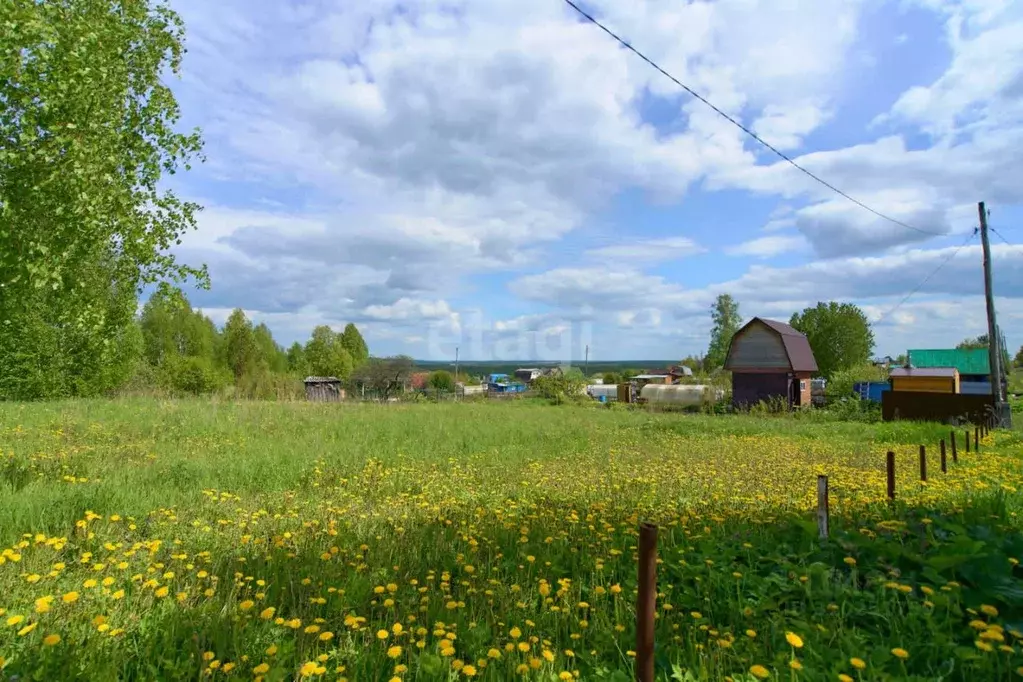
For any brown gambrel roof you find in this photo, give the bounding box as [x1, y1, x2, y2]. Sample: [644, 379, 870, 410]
[728, 317, 819, 373]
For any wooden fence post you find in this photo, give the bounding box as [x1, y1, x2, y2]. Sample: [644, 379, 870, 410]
[975, 426, 980, 452]
[886, 451, 896, 501]
[919, 445, 927, 482]
[951, 430, 958, 463]
[817, 475, 829, 539]
[636, 523, 657, 682]
[965, 430, 970, 453]
[940, 439, 947, 473]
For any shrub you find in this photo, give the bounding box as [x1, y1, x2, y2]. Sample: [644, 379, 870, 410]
[427, 370, 456, 392]
[163, 356, 232, 396]
[532, 373, 587, 405]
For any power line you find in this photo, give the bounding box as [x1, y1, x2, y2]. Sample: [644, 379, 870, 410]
[874, 229, 977, 325]
[560, 0, 943, 237]
[990, 226, 1019, 248]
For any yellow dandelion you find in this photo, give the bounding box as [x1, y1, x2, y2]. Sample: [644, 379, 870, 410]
[43, 634, 61, 646]
[891, 648, 909, 659]
[850, 657, 866, 669]
[750, 664, 770, 679]
[785, 632, 804, 649]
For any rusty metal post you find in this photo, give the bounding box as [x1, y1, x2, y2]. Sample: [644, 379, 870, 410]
[886, 451, 896, 501]
[919, 445, 927, 482]
[940, 439, 947, 473]
[817, 475, 829, 539]
[636, 523, 657, 682]
[951, 430, 958, 463]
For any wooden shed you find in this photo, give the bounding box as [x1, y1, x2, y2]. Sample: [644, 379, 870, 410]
[889, 367, 959, 394]
[724, 318, 819, 409]
[304, 376, 345, 402]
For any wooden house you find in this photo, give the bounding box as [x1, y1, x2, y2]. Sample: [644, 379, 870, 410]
[889, 367, 959, 394]
[724, 318, 819, 409]
[304, 376, 344, 402]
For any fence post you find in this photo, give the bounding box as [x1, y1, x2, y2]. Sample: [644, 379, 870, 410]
[975, 426, 980, 452]
[919, 445, 927, 482]
[817, 475, 829, 539]
[636, 523, 657, 682]
[940, 439, 947, 473]
[965, 430, 970, 453]
[951, 430, 958, 463]
[886, 451, 896, 501]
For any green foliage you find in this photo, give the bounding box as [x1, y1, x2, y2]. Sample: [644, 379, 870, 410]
[602, 372, 623, 385]
[303, 325, 354, 380]
[162, 355, 230, 396]
[680, 354, 704, 373]
[340, 323, 369, 366]
[286, 342, 308, 376]
[790, 302, 875, 379]
[705, 294, 742, 370]
[427, 370, 456, 392]
[826, 362, 889, 400]
[140, 284, 218, 367]
[222, 309, 260, 380]
[531, 372, 587, 405]
[0, 0, 206, 399]
[0, 0, 206, 293]
[0, 252, 143, 399]
[351, 356, 415, 400]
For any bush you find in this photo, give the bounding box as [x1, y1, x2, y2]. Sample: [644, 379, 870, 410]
[428, 370, 456, 392]
[826, 363, 888, 401]
[532, 373, 587, 405]
[164, 356, 232, 396]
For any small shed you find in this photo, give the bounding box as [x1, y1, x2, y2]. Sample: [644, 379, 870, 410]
[889, 367, 959, 394]
[514, 368, 542, 383]
[632, 374, 672, 386]
[304, 376, 344, 402]
[724, 318, 819, 409]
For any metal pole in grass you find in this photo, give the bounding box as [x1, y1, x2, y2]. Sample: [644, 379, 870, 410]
[940, 439, 947, 473]
[636, 523, 657, 682]
[951, 431, 958, 463]
[817, 475, 830, 539]
[919, 445, 927, 482]
[887, 451, 896, 501]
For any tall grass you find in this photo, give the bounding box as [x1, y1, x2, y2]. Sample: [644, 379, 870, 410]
[0, 399, 1020, 680]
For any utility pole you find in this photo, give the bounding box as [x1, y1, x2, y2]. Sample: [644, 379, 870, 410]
[583, 344, 589, 378]
[978, 201, 1011, 428]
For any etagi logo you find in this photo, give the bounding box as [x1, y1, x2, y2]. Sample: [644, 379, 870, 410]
[425, 310, 594, 363]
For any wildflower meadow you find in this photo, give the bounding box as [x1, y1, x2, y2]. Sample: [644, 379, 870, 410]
[0, 399, 1022, 681]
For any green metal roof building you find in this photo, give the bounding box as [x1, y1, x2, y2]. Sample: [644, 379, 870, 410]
[907, 349, 990, 377]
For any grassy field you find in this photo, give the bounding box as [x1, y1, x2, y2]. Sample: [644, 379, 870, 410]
[0, 400, 1022, 681]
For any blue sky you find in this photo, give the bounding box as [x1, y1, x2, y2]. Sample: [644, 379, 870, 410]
[165, 0, 1023, 362]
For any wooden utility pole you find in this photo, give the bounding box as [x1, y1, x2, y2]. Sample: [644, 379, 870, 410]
[978, 202, 1012, 428]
